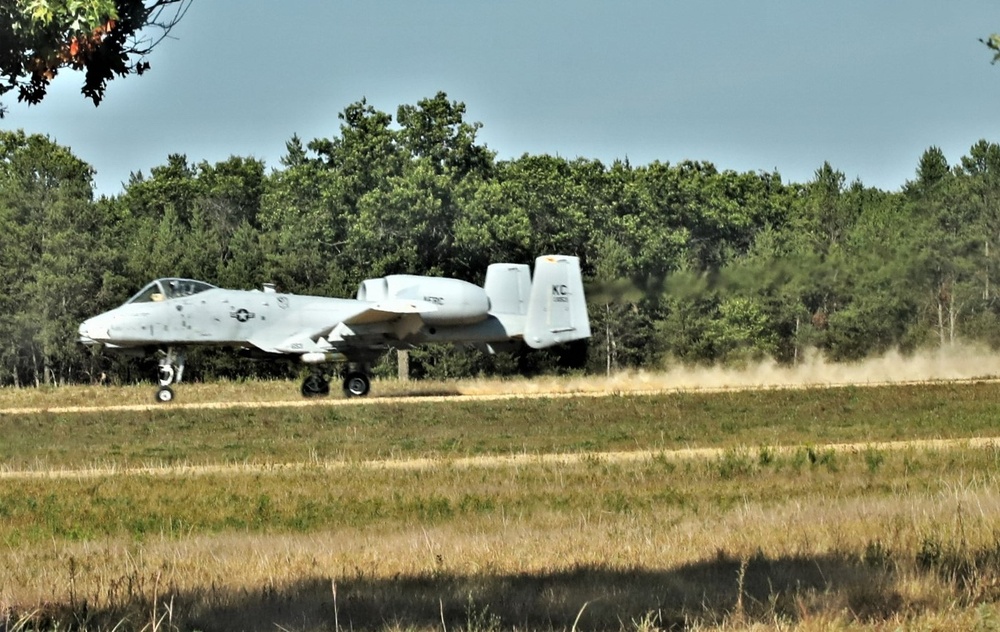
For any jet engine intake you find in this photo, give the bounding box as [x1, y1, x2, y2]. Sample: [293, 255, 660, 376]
[357, 275, 491, 325]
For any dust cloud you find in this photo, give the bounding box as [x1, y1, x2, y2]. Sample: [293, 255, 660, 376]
[456, 344, 1000, 396]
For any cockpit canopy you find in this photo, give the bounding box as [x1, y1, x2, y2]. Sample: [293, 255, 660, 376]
[125, 278, 217, 304]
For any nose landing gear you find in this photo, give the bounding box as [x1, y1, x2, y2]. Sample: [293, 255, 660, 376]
[155, 348, 185, 403]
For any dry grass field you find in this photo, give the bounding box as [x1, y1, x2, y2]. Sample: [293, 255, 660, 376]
[3, 359, 1000, 630]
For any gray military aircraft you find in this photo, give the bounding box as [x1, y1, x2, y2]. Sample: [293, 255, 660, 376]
[78, 255, 591, 402]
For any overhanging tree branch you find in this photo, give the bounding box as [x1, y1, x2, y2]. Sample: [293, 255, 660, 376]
[0, 0, 192, 117]
[982, 33, 1000, 64]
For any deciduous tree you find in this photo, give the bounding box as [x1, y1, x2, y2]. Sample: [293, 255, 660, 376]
[0, 0, 190, 115]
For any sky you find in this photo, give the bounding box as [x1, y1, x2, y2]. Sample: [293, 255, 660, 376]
[3, 1, 999, 197]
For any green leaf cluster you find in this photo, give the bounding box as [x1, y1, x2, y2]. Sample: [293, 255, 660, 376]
[984, 33, 1000, 64]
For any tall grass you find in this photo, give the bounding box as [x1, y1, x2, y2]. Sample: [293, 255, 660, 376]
[4, 443, 1000, 629]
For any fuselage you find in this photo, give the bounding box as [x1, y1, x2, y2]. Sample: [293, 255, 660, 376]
[80, 287, 370, 347]
[78, 278, 524, 357]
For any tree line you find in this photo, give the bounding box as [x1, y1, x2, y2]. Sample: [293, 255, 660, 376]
[2, 91, 999, 387]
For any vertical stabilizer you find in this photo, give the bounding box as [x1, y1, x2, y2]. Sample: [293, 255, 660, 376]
[523, 255, 591, 349]
[484, 263, 531, 315]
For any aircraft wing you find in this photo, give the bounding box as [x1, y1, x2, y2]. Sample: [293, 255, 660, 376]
[247, 300, 438, 355]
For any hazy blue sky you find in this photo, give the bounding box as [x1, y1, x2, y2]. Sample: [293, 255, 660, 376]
[3, 1, 999, 197]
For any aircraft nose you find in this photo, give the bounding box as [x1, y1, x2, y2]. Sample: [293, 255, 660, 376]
[78, 317, 111, 345]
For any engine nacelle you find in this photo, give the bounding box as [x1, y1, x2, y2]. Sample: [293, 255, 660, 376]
[357, 274, 491, 325]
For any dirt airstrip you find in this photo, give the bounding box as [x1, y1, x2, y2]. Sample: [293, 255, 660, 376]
[2, 344, 999, 480]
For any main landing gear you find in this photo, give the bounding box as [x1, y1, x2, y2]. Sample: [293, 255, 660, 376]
[300, 372, 331, 398]
[150, 349, 372, 402]
[300, 367, 371, 398]
[155, 348, 185, 403]
[342, 370, 371, 397]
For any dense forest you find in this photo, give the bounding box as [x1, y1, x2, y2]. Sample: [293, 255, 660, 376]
[2, 92, 999, 387]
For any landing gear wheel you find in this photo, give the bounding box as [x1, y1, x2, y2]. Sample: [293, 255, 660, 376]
[342, 371, 371, 397]
[155, 386, 174, 403]
[301, 374, 330, 398]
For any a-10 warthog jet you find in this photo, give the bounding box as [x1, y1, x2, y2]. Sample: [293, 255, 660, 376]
[78, 255, 591, 402]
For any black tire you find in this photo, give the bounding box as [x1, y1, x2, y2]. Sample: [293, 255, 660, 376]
[301, 374, 330, 398]
[342, 371, 371, 397]
[155, 386, 174, 403]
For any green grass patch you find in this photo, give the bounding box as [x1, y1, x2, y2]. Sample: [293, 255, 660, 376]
[0, 444, 997, 544]
[1, 382, 999, 471]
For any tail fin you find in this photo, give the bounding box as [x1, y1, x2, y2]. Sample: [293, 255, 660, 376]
[523, 255, 591, 349]
[484, 263, 531, 315]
